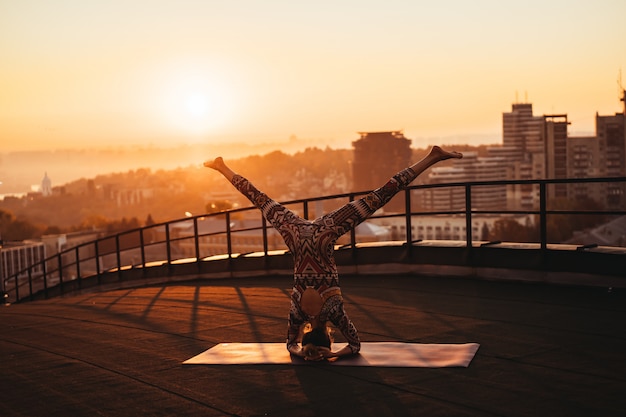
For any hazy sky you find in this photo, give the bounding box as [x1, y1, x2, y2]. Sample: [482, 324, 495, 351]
[1, 0, 625, 152]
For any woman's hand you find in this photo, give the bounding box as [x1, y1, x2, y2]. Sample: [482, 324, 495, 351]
[316, 347, 339, 362]
[316, 347, 337, 358]
[303, 347, 338, 362]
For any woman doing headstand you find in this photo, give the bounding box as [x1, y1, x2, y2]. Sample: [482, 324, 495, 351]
[205, 146, 462, 361]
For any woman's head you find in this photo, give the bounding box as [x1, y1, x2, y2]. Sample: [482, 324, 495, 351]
[301, 325, 332, 360]
[302, 326, 331, 348]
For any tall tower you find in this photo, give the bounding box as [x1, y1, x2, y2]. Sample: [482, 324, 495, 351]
[352, 131, 412, 212]
[502, 103, 545, 210]
[41, 172, 52, 196]
[543, 114, 569, 199]
[596, 109, 625, 208]
[502, 103, 544, 156]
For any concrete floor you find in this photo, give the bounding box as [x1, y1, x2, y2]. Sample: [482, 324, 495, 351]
[2, 274, 625, 416]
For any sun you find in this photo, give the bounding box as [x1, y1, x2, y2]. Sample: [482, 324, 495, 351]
[162, 87, 219, 136]
[185, 92, 211, 118]
[155, 67, 240, 138]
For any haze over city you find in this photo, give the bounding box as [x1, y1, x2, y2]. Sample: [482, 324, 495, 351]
[1, 0, 625, 192]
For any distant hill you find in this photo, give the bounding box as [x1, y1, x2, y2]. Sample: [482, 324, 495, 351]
[0, 143, 489, 233]
[0, 138, 351, 195]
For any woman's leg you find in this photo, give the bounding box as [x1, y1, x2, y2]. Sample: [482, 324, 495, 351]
[323, 146, 462, 235]
[407, 145, 462, 178]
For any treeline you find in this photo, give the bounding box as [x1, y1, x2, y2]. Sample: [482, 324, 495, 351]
[485, 196, 608, 244]
[0, 208, 157, 242]
[0, 146, 356, 241]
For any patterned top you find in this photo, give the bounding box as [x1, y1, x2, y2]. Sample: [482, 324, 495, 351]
[231, 167, 417, 353]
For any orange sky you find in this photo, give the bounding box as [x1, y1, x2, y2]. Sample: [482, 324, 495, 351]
[1, 0, 625, 153]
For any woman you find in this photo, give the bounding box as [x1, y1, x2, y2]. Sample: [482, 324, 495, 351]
[205, 146, 462, 361]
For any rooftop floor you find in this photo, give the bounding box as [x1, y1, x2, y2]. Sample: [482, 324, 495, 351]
[2, 273, 625, 416]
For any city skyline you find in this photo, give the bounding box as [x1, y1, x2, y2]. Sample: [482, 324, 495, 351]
[1, 0, 625, 153]
[0, 92, 623, 197]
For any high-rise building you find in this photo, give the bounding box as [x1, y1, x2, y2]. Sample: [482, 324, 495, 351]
[352, 131, 412, 212]
[543, 114, 569, 199]
[500, 101, 623, 210]
[428, 92, 625, 212]
[503, 103, 544, 157]
[595, 99, 626, 208]
[567, 136, 602, 201]
[562, 89, 625, 209]
[502, 102, 545, 210]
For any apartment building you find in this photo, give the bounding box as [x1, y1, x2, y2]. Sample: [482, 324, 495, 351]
[424, 153, 508, 211]
[442, 93, 625, 211]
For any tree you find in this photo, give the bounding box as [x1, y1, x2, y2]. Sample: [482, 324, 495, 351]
[489, 218, 537, 243]
[106, 217, 141, 234]
[43, 226, 63, 235]
[0, 209, 43, 241]
[145, 214, 156, 226]
[546, 197, 607, 243]
[480, 222, 490, 240]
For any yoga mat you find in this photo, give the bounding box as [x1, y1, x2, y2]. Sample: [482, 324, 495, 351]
[183, 342, 479, 367]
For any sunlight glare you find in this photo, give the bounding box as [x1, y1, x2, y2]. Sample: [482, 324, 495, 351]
[185, 92, 210, 117]
[155, 64, 241, 139]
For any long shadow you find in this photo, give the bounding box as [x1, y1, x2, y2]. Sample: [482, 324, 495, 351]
[140, 286, 166, 320]
[341, 291, 407, 341]
[102, 289, 135, 310]
[235, 286, 264, 342]
[293, 362, 414, 416]
[189, 285, 200, 337]
[276, 278, 415, 414]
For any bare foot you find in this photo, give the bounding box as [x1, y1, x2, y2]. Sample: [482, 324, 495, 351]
[203, 157, 224, 170]
[430, 145, 463, 161]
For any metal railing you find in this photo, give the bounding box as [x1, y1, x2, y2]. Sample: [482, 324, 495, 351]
[3, 176, 625, 303]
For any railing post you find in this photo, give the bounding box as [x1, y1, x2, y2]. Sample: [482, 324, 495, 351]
[165, 223, 172, 267]
[465, 184, 473, 248]
[193, 217, 200, 266]
[115, 234, 122, 279]
[28, 268, 33, 301]
[303, 200, 309, 220]
[14, 273, 20, 302]
[404, 188, 413, 259]
[225, 212, 232, 258]
[75, 246, 82, 289]
[57, 253, 64, 294]
[540, 182, 547, 250]
[139, 228, 146, 273]
[42, 258, 48, 299]
[95, 241, 101, 285]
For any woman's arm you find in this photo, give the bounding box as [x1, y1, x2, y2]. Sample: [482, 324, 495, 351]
[288, 344, 306, 358]
[204, 157, 300, 237]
